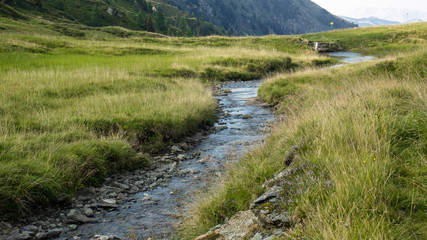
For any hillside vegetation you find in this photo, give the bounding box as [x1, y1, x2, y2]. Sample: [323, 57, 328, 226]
[0, 0, 224, 36]
[181, 23, 427, 239]
[1, 0, 355, 37]
[0, 14, 336, 219]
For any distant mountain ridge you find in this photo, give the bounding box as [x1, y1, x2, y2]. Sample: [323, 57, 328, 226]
[1, 0, 356, 36]
[169, 0, 356, 35]
[340, 16, 401, 27]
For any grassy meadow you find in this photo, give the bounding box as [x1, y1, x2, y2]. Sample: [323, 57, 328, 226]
[0, 15, 334, 219]
[181, 23, 426, 239]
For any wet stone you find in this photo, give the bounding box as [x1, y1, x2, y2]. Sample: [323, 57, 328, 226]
[67, 209, 97, 223]
[168, 162, 177, 173]
[35, 228, 62, 239]
[128, 186, 139, 194]
[84, 207, 94, 217]
[90, 235, 122, 240]
[97, 199, 118, 209]
[171, 145, 183, 152]
[5, 231, 32, 240]
[112, 182, 129, 190]
[134, 180, 144, 186]
[22, 225, 38, 232]
[177, 154, 186, 161]
[69, 224, 78, 231]
[108, 192, 118, 198]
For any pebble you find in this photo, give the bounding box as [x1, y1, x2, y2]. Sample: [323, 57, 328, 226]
[22, 225, 38, 232]
[171, 145, 183, 152]
[168, 162, 177, 173]
[177, 154, 186, 161]
[98, 199, 118, 209]
[112, 182, 129, 190]
[69, 224, 78, 231]
[84, 207, 94, 217]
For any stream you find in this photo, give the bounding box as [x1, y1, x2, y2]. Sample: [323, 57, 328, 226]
[57, 80, 274, 240]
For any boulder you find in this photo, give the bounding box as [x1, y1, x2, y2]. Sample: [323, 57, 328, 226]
[195, 211, 259, 240]
[67, 209, 97, 223]
[313, 41, 342, 52]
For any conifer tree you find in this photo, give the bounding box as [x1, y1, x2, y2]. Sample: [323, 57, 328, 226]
[146, 14, 155, 32]
[136, 0, 147, 12]
[34, 0, 42, 8]
[146, 2, 153, 14]
[186, 28, 192, 37]
[53, 0, 64, 10]
[197, 18, 203, 36]
[137, 11, 146, 30]
[178, 16, 188, 36]
[155, 10, 167, 34]
[90, 6, 102, 27]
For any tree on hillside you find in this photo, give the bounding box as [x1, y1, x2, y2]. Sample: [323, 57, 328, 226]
[146, 14, 155, 32]
[53, 0, 64, 10]
[146, 2, 153, 14]
[186, 28, 192, 37]
[137, 11, 146, 30]
[178, 16, 188, 36]
[34, 0, 42, 8]
[136, 0, 147, 12]
[196, 18, 203, 36]
[155, 10, 167, 34]
[90, 6, 102, 27]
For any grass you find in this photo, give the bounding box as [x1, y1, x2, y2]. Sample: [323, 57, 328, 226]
[0, 15, 332, 219]
[181, 23, 427, 239]
[303, 22, 427, 57]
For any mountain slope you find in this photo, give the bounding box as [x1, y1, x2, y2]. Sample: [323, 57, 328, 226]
[341, 16, 401, 27]
[0, 0, 225, 36]
[169, 0, 356, 35]
[1, 0, 356, 36]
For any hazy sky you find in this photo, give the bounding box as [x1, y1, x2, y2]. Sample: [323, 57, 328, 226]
[311, 0, 427, 22]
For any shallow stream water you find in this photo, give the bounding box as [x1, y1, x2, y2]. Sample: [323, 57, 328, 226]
[58, 80, 274, 239]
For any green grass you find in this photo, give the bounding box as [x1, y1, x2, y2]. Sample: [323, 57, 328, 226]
[303, 22, 427, 57]
[181, 23, 427, 239]
[0, 15, 329, 219]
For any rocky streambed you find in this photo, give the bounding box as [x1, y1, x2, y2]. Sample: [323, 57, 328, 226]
[1, 80, 274, 240]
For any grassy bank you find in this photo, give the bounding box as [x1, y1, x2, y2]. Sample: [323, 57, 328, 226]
[181, 23, 426, 239]
[0, 15, 335, 219]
